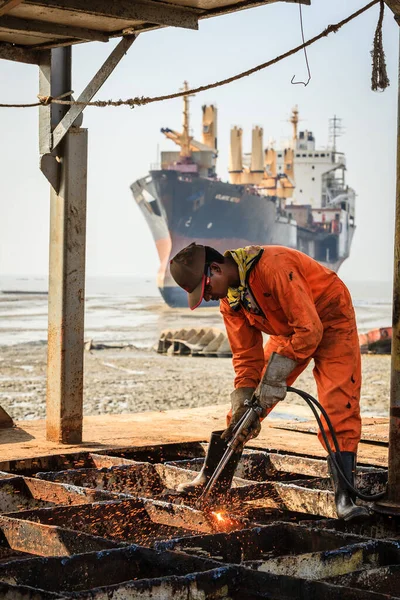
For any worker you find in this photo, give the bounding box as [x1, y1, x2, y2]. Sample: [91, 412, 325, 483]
[169, 242, 369, 521]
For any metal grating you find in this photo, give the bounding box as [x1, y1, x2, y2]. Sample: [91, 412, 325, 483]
[0, 441, 398, 599]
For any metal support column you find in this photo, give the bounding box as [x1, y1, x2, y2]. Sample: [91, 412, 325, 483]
[46, 128, 88, 443]
[387, 33, 400, 503]
[39, 46, 87, 443]
[38, 37, 134, 443]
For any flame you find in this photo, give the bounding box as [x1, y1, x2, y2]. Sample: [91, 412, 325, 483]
[208, 510, 244, 533]
[212, 511, 227, 523]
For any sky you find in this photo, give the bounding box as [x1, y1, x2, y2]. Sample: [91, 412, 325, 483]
[0, 0, 398, 284]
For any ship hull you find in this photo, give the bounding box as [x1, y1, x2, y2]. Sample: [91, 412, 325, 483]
[131, 170, 354, 308]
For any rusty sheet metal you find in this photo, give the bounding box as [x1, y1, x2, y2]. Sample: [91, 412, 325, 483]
[154, 463, 200, 491]
[34, 460, 335, 516]
[224, 468, 385, 521]
[0, 476, 121, 514]
[169, 449, 385, 482]
[96, 441, 206, 463]
[0, 441, 397, 598]
[142, 497, 247, 535]
[157, 522, 363, 563]
[0, 581, 62, 599]
[0, 516, 119, 557]
[0, 442, 206, 477]
[299, 512, 400, 541]
[0, 561, 398, 600]
[3, 498, 244, 545]
[241, 451, 329, 480]
[274, 482, 337, 518]
[36, 461, 237, 500]
[155, 462, 258, 492]
[0, 545, 222, 594]
[34, 458, 386, 520]
[327, 564, 400, 597]
[157, 524, 400, 583]
[306, 579, 400, 600]
[253, 542, 381, 580]
[35, 463, 165, 497]
[236, 480, 337, 519]
[0, 451, 97, 477]
[168, 450, 328, 481]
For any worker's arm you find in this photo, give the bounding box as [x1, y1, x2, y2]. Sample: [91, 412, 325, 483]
[220, 298, 265, 389]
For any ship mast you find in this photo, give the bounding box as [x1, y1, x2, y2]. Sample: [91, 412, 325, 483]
[290, 106, 299, 145]
[181, 81, 192, 158]
[329, 115, 343, 154]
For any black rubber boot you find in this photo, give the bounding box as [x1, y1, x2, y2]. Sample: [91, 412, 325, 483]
[327, 451, 369, 521]
[176, 431, 242, 496]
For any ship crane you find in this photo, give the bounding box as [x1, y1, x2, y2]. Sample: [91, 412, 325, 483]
[161, 81, 217, 157]
[160, 127, 217, 154]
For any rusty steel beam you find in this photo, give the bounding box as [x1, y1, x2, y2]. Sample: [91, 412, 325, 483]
[0, 475, 118, 513]
[0, 545, 224, 596]
[38, 46, 88, 444]
[199, 0, 310, 21]
[0, 40, 39, 63]
[52, 34, 135, 151]
[385, 1, 400, 24]
[24, 0, 200, 30]
[0, 0, 23, 16]
[46, 127, 88, 444]
[39, 47, 72, 166]
[0, 516, 118, 556]
[0, 15, 110, 42]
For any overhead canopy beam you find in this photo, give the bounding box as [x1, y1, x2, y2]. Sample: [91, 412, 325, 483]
[201, 0, 310, 19]
[24, 0, 200, 30]
[385, 1, 400, 23]
[0, 15, 110, 42]
[0, 40, 38, 62]
[0, 0, 24, 17]
[51, 34, 136, 151]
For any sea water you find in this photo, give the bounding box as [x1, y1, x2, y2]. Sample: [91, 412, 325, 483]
[0, 275, 393, 348]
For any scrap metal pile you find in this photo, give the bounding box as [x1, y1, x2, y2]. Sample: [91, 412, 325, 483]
[157, 328, 232, 357]
[0, 442, 398, 599]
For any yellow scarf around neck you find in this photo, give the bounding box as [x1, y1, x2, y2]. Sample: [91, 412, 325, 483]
[225, 245, 263, 311]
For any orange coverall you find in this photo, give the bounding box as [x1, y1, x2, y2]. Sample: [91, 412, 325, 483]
[220, 246, 361, 453]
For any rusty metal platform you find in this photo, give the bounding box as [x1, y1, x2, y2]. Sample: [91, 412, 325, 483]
[0, 405, 390, 467]
[0, 435, 397, 599]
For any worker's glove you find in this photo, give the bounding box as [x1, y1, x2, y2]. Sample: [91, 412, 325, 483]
[221, 387, 259, 446]
[255, 352, 297, 415]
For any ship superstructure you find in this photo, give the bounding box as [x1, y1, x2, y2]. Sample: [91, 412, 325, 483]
[131, 88, 356, 307]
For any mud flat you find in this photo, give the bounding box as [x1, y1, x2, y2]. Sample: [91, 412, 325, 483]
[0, 342, 391, 422]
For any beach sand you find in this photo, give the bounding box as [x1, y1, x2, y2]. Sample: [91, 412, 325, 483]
[0, 342, 391, 422]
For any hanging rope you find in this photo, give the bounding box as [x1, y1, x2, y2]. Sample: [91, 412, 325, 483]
[371, 0, 390, 91]
[291, 2, 311, 87]
[0, 0, 379, 110]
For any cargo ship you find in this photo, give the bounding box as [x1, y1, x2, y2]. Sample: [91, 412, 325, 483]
[131, 83, 356, 308]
